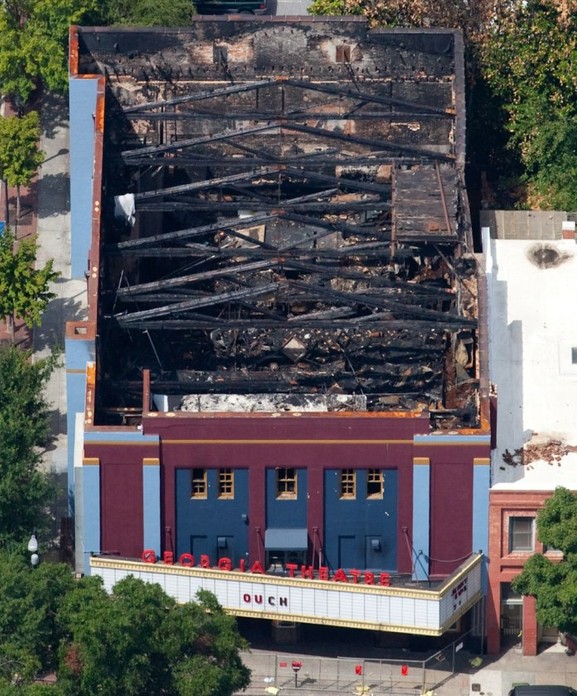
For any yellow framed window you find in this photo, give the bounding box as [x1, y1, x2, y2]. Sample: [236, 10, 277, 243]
[191, 468, 207, 499]
[367, 469, 383, 499]
[218, 468, 234, 499]
[276, 467, 297, 499]
[340, 469, 356, 499]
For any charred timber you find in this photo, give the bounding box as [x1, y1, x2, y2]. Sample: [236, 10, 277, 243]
[123, 110, 454, 122]
[136, 200, 392, 213]
[122, 123, 280, 160]
[110, 317, 475, 330]
[121, 80, 275, 113]
[116, 282, 280, 323]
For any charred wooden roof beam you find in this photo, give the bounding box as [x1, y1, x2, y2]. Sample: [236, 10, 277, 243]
[283, 79, 455, 117]
[121, 80, 276, 113]
[116, 282, 281, 324]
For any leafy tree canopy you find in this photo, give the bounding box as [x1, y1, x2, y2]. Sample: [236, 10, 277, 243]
[0, 112, 44, 189]
[100, 0, 195, 26]
[0, 0, 100, 103]
[0, 345, 57, 545]
[0, 563, 251, 696]
[0, 554, 75, 684]
[0, 227, 59, 341]
[307, 0, 493, 44]
[513, 487, 577, 635]
[479, 0, 577, 208]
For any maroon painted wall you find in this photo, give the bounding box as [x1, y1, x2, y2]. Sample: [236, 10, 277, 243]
[429, 460, 473, 577]
[84, 443, 156, 558]
[86, 413, 489, 578]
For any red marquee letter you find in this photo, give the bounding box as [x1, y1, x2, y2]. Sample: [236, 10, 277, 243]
[334, 569, 349, 583]
[379, 572, 391, 586]
[218, 557, 232, 571]
[142, 549, 156, 564]
[200, 554, 211, 568]
[350, 569, 361, 584]
[363, 571, 375, 585]
[162, 551, 174, 565]
[285, 563, 298, 578]
[179, 553, 195, 567]
[251, 560, 265, 574]
[319, 566, 329, 580]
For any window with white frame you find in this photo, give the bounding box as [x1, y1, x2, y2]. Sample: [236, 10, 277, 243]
[509, 516, 535, 552]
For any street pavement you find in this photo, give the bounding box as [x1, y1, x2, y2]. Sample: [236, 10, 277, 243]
[272, 0, 313, 15]
[2, 92, 87, 548]
[34, 92, 87, 480]
[237, 641, 577, 696]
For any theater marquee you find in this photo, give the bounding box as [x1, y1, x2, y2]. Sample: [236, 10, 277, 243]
[90, 553, 483, 636]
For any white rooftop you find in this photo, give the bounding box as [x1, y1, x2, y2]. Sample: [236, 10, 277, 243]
[484, 231, 577, 489]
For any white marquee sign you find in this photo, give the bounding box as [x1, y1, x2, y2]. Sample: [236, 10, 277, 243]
[90, 554, 482, 636]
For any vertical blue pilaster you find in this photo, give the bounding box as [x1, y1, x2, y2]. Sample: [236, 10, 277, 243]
[412, 457, 430, 581]
[80, 458, 101, 576]
[143, 458, 161, 556]
[472, 457, 490, 591]
[65, 336, 95, 497]
[69, 77, 99, 279]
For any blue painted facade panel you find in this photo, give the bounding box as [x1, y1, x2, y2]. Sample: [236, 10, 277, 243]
[82, 463, 101, 575]
[143, 464, 161, 554]
[65, 337, 94, 491]
[265, 469, 308, 528]
[84, 431, 160, 443]
[66, 335, 95, 369]
[323, 469, 398, 572]
[175, 468, 249, 563]
[412, 463, 430, 581]
[69, 78, 98, 279]
[472, 463, 490, 591]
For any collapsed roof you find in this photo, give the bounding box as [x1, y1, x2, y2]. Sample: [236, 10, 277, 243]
[75, 19, 481, 427]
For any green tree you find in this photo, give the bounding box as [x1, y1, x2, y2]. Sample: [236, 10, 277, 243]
[102, 0, 195, 25]
[513, 487, 577, 635]
[0, 112, 44, 224]
[164, 590, 252, 696]
[0, 554, 75, 684]
[479, 0, 577, 208]
[0, 346, 57, 545]
[0, 228, 59, 342]
[56, 576, 251, 696]
[0, 561, 251, 695]
[0, 0, 100, 104]
[307, 0, 493, 43]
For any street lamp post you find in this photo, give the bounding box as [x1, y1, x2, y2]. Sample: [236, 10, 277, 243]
[27, 533, 39, 567]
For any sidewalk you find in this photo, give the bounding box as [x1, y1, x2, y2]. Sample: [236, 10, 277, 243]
[1, 93, 87, 549]
[33, 92, 87, 553]
[237, 641, 577, 696]
[439, 642, 577, 696]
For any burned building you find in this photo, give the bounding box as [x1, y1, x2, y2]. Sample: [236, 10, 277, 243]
[68, 18, 490, 644]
